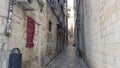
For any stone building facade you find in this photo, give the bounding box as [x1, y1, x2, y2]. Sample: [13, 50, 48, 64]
[74, 0, 120, 68]
[0, 0, 67, 68]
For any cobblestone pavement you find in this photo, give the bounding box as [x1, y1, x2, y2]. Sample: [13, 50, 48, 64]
[46, 44, 87, 68]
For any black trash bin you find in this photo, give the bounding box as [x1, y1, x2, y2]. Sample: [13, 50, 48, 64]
[8, 48, 22, 68]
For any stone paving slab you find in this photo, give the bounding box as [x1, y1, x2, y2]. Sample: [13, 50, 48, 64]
[46, 44, 88, 68]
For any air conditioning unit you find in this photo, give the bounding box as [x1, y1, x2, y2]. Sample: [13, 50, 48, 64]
[50, 0, 56, 9]
[37, 0, 46, 6]
[17, 0, 35, 10]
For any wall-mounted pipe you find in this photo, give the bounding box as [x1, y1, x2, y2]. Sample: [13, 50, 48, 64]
[5, 0, 16, 36]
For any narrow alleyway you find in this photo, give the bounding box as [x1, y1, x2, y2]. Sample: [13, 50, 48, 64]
[46, 44, 87, 68]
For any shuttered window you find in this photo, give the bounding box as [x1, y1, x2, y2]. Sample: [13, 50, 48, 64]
[49, 21, 52, 31]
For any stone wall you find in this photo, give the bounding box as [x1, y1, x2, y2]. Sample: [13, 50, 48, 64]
[0, 0, 58, 68]
[83, 0, 120, 68]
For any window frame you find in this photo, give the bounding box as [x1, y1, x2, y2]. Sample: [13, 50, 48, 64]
[49, 21, 52, 32]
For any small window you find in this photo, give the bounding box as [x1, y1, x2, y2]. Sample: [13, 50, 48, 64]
[27, 0, 33, 4]
[49, 21, 52, 31]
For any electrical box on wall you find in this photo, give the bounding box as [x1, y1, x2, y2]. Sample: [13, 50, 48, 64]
[37, 0, 46, 6]
[16, 0, 35, 10]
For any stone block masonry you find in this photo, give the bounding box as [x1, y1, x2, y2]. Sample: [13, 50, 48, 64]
[83, 0, 120, 68]
[0, 0, 59, 68]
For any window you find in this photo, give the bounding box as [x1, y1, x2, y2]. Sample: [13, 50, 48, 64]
[51, 0, 55, 5]
[50, 0, 56, 8]
[27, 0, 33, 4]
[49, 21, 52, 31]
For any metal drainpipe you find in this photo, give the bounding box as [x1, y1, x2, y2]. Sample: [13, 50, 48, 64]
[5, 0, 16, 36]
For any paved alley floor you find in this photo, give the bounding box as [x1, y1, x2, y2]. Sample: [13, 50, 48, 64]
[46, 44, 87, 68]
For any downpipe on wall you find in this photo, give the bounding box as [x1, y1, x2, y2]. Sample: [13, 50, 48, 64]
[5, 0, 17, 36]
